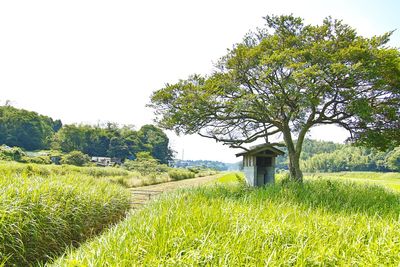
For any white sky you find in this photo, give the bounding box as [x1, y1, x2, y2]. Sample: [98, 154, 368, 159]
[1, 0, 399, 162]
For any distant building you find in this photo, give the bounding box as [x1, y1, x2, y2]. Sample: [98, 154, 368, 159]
[91, 156, 121, 167]
[50, 156, 61, 165]
[236, 144, 284, 186]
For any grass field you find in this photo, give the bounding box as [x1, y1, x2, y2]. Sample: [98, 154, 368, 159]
[305, 172, 400, 191]
[52, 173, 400, 266]
[0, 163, 132, 266]
[0, 161, 214, 190]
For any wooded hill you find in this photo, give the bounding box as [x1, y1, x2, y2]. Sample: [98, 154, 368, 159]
[276, 139, 399, 172]
[0, 105, 173, 163]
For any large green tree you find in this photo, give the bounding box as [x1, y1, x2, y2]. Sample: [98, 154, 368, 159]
[0, 105, 61, 150]
[150, 15, 400, 181]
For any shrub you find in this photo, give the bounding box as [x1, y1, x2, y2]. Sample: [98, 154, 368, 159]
[0, 145, 25, 161]
[61, 150, 90, 166]
[168, 168, 196, 180]
[0, 173, 131, 266]
[20, 155, 52, 164]
[123, 152, 169, 175]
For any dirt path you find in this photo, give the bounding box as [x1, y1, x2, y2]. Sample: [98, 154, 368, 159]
[130, 173, 221, 207]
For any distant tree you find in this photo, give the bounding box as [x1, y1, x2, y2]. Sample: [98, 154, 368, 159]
[123, 151, 168, 175]
[108, 136, 130, 159]
[60, 150, 90, 166]
[138, 125, 173, 164]
[150, 15, 400, 181]
[0, 106, 59, 150]
[54, 123, 173, 162]
[386, 147, 400, 171]
[55, 125, 86, 152]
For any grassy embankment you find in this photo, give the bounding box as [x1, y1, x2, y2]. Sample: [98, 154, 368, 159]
[52, 171, 400, 266]
[0, 162, 132, 266]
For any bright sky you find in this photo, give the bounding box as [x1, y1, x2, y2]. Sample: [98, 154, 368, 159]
[1, 0, 399, 162]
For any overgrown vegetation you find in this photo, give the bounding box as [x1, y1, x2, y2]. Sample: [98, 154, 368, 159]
[60, 150, 90, 166]
[0, 167, 131, 266]
[52, 179, 400, 266]
[168, 168, 196, 180]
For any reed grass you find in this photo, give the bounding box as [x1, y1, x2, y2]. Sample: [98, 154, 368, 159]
[52, 179, 400, 266]
[0, 172, 131, 266]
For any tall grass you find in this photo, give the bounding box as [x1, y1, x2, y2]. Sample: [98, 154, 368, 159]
[0, 161, 131, 178]
[168, 169, 196, 180]
[305, 171, 400, 192]
[0, 172, 131, 266]
[52, 179, 400, 266]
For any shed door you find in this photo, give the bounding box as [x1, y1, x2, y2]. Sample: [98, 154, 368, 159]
[256, 157, 272, 167]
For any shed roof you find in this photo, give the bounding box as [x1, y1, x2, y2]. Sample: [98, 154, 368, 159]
[235, 143, 285, 157]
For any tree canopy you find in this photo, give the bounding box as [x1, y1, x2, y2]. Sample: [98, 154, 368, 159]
[0, 105, 173, 164]
[53, 123, 173, 163]
[0, 105, 61, 150]
[150, 15, 400, 181]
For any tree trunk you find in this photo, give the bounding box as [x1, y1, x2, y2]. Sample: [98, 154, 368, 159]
[287, 151, 303, 182]
[282, 125, 303, 182]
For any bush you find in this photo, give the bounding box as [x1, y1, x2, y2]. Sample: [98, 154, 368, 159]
[0, 145, 25, 161]
[0, 172, 131, 266]
[20, 155, 52, 164]
[61, 150, 90, 166]
[168, 168, 196, 180]
[123, 152, 169, 175]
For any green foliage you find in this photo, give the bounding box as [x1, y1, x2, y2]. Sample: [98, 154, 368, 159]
[0, 145, 25, 161]
[301, 144, 400, 172]
[150, 15, 400, 180]
[52, 180, 400, 266]
[20, 155, 52, 164]
[0, 168, 131, 266]
[0, 105, 173, 164]
[54, 124, 173, 163]
[0, 105, 61, 150]
[274, 139, 399, 172]
[123, 152, 169, 176]
[138, 125, 173, 164]
[168, 168, 196, 180]
[60, 150, 90, 166]
[386, 147, 400, 171]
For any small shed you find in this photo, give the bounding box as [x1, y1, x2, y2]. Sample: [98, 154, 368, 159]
[236, 144, 284, 186]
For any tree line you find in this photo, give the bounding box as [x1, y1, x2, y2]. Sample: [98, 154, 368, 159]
[276, 139, 399, 172]
[0, 105, 173, 163]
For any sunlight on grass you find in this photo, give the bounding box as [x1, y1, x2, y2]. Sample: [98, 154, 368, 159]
[214, 172, 244, 183]
[306, 172, 400, 192]
[0, 166, 131, 266]
[52, 179, 400, 266]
